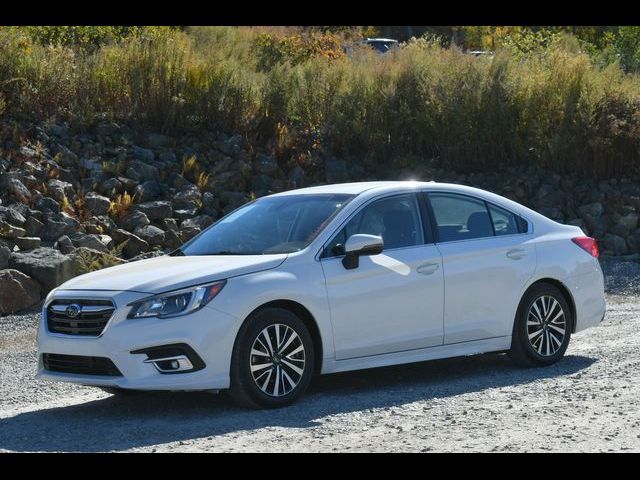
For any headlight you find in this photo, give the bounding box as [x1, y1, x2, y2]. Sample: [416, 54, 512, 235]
[127, 281, 226, 319]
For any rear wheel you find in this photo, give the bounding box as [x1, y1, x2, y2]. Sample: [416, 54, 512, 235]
[229, 307, 315, 409]
[509, 283, 572, 367]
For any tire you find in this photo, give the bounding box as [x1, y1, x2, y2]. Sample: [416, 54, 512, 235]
[509, 283, 573, 367]
[229, 307, 315, 409]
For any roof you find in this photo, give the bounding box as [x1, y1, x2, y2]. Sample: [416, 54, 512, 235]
[270, 181, 550, 227]
[271, 181, 431, 196]
[364, 38, 398, 43]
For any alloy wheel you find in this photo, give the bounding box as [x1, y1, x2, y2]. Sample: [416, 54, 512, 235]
[527, 295, 567, 357]
[249, 323, 306, 397]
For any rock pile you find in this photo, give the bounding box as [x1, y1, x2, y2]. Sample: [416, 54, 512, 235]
[1, 119, 640, 315]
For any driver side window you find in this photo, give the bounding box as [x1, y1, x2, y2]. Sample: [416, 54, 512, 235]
[323, 194, 424, 258]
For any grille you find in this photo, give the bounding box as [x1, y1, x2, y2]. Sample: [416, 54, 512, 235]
[42, 353, 123, 376]
[47, 299, 115, 336]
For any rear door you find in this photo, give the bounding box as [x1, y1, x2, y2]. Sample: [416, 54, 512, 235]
[425, 192, 537, 344]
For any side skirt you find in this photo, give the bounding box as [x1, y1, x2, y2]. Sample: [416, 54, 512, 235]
[320, 336, 512, 375]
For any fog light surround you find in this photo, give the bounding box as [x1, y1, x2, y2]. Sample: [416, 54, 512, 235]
[131, 343, 205, 374]
[144, 355, 194, 373]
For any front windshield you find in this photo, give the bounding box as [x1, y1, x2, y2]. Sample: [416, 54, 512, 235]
[177, 194, 354, 255]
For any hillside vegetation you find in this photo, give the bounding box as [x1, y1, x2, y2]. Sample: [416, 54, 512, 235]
[1, 26, 640, 179]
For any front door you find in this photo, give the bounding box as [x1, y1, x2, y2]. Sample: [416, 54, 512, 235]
[320, 193, 444, 360]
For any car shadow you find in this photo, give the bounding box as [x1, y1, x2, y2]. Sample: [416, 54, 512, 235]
[0, 353, 595, 452]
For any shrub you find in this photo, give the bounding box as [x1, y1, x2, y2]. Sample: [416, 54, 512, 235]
[108, 191, 135, 218]
[1, 26, 640, 179]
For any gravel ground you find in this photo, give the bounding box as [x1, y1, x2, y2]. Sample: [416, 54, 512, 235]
[1, 260, 639, 452]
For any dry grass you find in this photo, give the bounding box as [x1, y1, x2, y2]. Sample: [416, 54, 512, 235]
[0, 27, 639, 178]
[108, 191, 135, 218]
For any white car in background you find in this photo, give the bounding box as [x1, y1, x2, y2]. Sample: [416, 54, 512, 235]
[37, 181, 606, 408]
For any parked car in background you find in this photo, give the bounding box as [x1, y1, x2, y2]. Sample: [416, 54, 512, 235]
[37, 182, 605, 408]
[344, 38, 399, 55]
[466, 50, 494, 58]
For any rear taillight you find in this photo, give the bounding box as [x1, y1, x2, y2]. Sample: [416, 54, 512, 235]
[572, 236, 599, 258]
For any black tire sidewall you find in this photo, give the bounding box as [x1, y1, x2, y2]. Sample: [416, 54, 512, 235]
[515, 284, 572, 365]
[231, 308, 315, 408]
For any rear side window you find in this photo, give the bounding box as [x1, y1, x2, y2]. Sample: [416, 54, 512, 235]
[428, 193, 529, 242]
[429, 193, 493, 242]
[487, 203, 527, 235]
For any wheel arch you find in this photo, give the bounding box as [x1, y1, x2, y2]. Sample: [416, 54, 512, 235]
[235, 299, 324, 374]
[520, 278, 577, 333]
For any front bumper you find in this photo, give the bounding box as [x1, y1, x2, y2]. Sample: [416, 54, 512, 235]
[36, 289, 240, 391]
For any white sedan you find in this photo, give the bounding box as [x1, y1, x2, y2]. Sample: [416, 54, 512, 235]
[37, 181, 606, 408]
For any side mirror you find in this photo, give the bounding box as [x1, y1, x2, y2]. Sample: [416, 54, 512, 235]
[342, 234, 384, 270]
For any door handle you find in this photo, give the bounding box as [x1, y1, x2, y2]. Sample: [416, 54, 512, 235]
[417, 262, 440, 275]
[506, 248, 527, 260]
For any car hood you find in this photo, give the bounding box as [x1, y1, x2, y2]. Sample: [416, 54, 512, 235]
[58, 254, 288, 293]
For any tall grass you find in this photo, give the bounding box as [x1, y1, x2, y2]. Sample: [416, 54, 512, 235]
[1, 27, 640, 179]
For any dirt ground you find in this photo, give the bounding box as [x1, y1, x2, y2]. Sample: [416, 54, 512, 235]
[1, 260, 638, 452]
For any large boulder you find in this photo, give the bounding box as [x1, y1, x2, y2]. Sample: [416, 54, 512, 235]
[83, 192, 111, 216]
[133, 225, 165, 247]
[173, 208, 198, 221]
[8, 247, 76, 293]
[68, 233, 109, 253]
[46, 179, 75, 202]
[54, 235, 76, 254]
[42, 219, 68, 241]
[118, 210, 150, 231]
[172, 185, 202, 211]
[161, 218, 179, 231]
[0, 269, 42, 315]
[1, 176, 31, 202]
[24, 217, 44, 237]
[111, 229, 149, 258]
[0, 220, 26, 239]
[134, 180, 162, 202]
[126, 160, 159, 182]
[162, 229, 182, 250]
[14, 237, 41, 251]
[41, 213, 80, 241]
[180, 226, 201, 242]
[34, 196, 61, 214]
[133, 201, 172, 221]
[0, 206, 26, 227]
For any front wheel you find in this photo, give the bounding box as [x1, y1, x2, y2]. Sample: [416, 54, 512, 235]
[229, 307, 315, 409]
[509, 283, 572, 367]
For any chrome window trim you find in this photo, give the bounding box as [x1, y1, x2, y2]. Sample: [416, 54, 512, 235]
[423, 189, 533, 245]
[315, 190, 430, 261]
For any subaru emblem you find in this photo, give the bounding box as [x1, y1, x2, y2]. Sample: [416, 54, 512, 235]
[66, 304, 81, 318]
